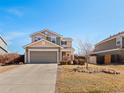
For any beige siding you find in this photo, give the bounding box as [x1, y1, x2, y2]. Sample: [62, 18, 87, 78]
[42, 31, 61, 45]
[27, 40, 60, 48]
[0, 37, 7, 54]
[25, 48, 28, 62]
[95, 38, 118, 52]
[42, 30, 60, 37]
[66, 41, 72, 48]
[0, 48, 7, 54]
[32, 33, 46, 42]
[89, 56, 97, 64]
[0, 38, 7, 49]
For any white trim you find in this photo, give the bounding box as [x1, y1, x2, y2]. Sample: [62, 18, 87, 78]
[57, 51, 59, 63]
[28, 49, 58, 51]
[24, 50, 26, 63]
[28, 48, 59, 63]
[94, 48, 120, 54]
[50, 36, 57, 44]
[28, 50, 30, 63]
[116, 36, 122, 47]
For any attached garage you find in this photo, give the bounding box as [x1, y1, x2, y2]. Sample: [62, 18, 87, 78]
[30, 51, 57, 63]
[24, 39, 62, 64]
[28, 49, 59, 64]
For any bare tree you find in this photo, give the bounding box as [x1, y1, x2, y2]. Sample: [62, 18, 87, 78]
[77, 40, 93, 69]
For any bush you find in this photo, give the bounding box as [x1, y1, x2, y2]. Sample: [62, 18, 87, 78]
[60, 61, 72, 65]
[78, 59, 85, 65]
[73, 59, 79, 65]
[73, 55, 85, 65]
[0, 53, 24, 66]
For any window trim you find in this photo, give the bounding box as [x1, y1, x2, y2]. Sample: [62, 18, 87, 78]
[51, 36, 56, 43]
[34, 36, 43, 41]
[116, 37, 122, 47]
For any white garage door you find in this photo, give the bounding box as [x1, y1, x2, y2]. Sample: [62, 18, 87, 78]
[30, 51, 57, 63]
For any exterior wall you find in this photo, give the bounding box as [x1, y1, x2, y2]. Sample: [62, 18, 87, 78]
[32, 31, 62, 46]
[0, 48, 7, 54]
[66, 41, 72, 48]
[95, 38, 118, 52]
[32, 33, 46, 42]
[61, 38, 72, 48]
[56, 37, 61, 45]
[25, 30, 74, 63]
[28, 40, 61, 48]
[96, 49, 124, 63]
[122, 37, 124, 48]
[0, 37, 7, 54]
[31, 31, 73, 48]
[61, 40, 72, 48]
[61, 51, 74, 61]
[46, 36, 61, 45]
[42, 30, 60, 37]
[89, 56, 97, 64]
[25, 48, 28, 63]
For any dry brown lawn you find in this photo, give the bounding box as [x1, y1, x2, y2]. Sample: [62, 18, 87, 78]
[0, 65, 19, 73]
[56, 64, 124, 93]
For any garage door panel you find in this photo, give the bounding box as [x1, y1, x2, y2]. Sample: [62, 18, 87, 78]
[30, 51, 57, 63]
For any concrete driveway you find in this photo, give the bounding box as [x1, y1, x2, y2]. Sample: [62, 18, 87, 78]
[0, 64, 57, 93]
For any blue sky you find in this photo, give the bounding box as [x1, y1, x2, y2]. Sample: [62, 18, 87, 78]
[1, 0, 124, 54]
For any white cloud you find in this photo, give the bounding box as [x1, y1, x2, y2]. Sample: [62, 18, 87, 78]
[4, 31, 30, 45]
[6, 8, 23, 17]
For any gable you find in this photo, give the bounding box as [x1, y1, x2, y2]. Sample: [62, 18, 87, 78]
[31, 32, 46, 38]
[25, 39, 62, 48]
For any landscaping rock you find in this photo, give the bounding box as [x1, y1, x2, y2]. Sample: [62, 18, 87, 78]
[73, 67, 120, 74]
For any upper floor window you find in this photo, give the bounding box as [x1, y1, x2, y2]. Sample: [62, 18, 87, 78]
[116, 37, 122, 47]
[51, 36, 56, 43]
[44, 31, 48, 34]
[61, 41, 67, 45]
[34, 36, 42, 41]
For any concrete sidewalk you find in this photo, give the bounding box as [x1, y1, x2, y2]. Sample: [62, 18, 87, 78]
[0, 64, 57, 93]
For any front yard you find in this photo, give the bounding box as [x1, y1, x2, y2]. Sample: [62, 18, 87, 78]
[56, 64, 124, 93]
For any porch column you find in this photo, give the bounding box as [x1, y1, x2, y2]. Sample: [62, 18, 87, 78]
[71, 50, 74, 60]
[60, 51, 62, 61]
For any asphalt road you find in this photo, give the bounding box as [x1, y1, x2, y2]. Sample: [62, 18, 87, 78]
[0, 64, 57, 93]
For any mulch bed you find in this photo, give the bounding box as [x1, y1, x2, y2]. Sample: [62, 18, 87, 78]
[73, 66, 120, 74]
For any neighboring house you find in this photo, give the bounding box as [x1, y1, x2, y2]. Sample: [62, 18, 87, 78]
[93, 32, 124, 64]
[24, 29, 75, 64]
[0, 36, 7, 54]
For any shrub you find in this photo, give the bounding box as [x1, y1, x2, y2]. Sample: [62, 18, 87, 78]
[73, 59, 79, 65]
[0, 53, 24, 66]
[73, 55, 85, 65]
[78, 59, 85, 65]
[60, 61, 72, 65]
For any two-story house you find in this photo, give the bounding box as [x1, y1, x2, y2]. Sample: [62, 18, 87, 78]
[0, 36, 8, 54]
[93, 32, 124, 64]
[24, 29, 75, 64]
